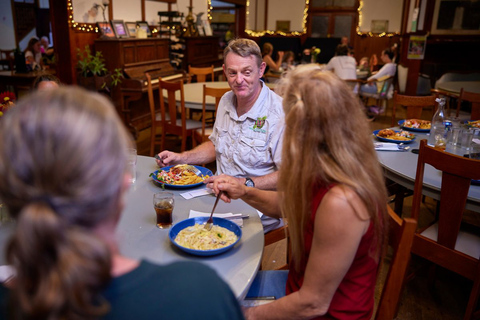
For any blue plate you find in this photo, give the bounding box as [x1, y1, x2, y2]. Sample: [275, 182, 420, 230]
[150, 165, 212, 189]
[169, 217, 242, 256]
[373, 129, 416, 144]
[398, 120, 431, 132]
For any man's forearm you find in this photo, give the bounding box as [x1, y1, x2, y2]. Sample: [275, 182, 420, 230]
[250, 171, 279, 190]
[182, 141, 216, 164]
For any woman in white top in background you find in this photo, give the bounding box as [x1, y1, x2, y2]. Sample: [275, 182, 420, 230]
[324, 45, 357, 80]
[359, 48, 396, 94]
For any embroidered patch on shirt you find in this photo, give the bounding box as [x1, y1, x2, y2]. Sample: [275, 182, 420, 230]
[253, 116, 266, 129]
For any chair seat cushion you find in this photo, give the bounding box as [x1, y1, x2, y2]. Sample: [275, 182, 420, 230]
[421, 223, 480, 259]
[178, 119, 203, 130]
[195, 127, 213, 136]
[155, 112, 171, 121]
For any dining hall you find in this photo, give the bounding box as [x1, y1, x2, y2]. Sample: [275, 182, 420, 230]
[0, 0, 479, 319]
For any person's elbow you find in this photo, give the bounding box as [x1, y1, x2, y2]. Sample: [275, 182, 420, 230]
[296, 290, 331, 318]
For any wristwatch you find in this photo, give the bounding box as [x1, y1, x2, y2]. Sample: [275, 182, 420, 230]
[244, 177, 255, 187]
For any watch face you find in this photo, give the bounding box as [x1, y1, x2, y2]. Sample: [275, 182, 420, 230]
[245, 178, 254, 187]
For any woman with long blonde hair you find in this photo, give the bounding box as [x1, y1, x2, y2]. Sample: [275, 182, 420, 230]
[210, 65, 388, 319]
[0, 87, 244, 320]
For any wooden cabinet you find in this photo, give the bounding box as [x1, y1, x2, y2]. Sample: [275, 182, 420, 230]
[94, 38, 170, 71]
[182, 36, 222, 69]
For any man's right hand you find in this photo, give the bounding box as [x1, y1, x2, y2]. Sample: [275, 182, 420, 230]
[155, 150, 183, 167]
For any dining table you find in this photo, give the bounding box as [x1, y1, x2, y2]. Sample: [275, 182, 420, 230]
[0, 69, 56, 96]
[375, 129, 480, 213]
[436, 81, 480, 95]
[0, 156, 265, 299]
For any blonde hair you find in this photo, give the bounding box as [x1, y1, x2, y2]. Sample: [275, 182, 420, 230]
[0, 87, 133, 319]
[277, 65, 387, 271]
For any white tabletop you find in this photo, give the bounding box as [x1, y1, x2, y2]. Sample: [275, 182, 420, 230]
[436, 81, 480, 95]
[0, 156, 264, 299]
[375, 130, 480, 212]
[167, 81, 276, 111]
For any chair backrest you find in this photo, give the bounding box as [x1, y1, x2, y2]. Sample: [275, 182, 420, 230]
[457, 88, 480, 120]
[375, 206, 417, 320]
[188, 65, 214, 83]
[158, 78, 185, 128]
[199, 85, 230, 140]
[0, 49, 15, 70]
[396, 64, 408, 94]
[391, 92, 436, 126]
[412, 140, 480, 248]
[145, 72, 158, 127]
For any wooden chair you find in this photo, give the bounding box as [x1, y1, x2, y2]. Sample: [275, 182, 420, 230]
[457, 88, 480, 120]
[0, 49, 15, 71]
[375, 206, 417, 320]
[410, 139, 480, 320]
[261, 223, 290, 271]
[187, 65, 214, 83]
[359, 76, 395, 116]
[391, 92, 437, 127]
[192, 84, 230, 147]
[431, 88, 459, 116]
[146, 72, 171, 156]
[158, 77, 202, 152]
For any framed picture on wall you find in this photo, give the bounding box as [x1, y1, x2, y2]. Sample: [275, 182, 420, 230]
[111, 20, 129, 38]
[136, 21, 152, 37]
[125, 22, 137, 37]
[371, 20, 388, 33]
[97, 22, 115, 38]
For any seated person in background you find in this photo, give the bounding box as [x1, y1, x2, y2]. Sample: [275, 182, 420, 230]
[156, 38, 285, 234]
[0, 87, 244, 320]
[360, 48, 396, 95]
[281, 51, 296, 72]
[24, 37, 43, 71]
[358, 56, 369, 71]
[40, 36, 55, 65]
[324, 44, 357, 80]
[32, 74, 60, 90]
[262, 42, 284, 73]
[210, 66, 387, 320]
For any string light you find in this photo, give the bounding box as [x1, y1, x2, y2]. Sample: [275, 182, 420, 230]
[67, 0, 99, 33]
[356, 0, 399, 37]
[245, 0, 309, 37]
[207, 0, 212, 20]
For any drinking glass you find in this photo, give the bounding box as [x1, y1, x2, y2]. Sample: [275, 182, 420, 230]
[126, 148, 137, 184]
[153, 192, 174, 229]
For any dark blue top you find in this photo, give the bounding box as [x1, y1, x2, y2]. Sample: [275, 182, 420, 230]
[0, 260, 245, 320]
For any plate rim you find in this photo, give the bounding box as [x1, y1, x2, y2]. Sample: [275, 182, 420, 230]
[373, 129, 416, 144]
[151, 165, 213, 189]
[169, 217, 242, 256]
[398, 119, 431, 132]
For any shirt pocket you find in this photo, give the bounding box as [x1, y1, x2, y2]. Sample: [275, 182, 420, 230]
[239, 136, 269, 167]
[214, 127, 229, 155]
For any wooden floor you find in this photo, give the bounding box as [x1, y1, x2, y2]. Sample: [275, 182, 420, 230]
[136, 99, 476, 319]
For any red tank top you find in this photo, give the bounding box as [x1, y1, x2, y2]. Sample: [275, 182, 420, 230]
[286, 184, 378, 320]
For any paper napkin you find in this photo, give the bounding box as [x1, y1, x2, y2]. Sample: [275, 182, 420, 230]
[189, 210, 243, 227]
[374, 142, 402, 151]
[180, 188, 214, 200]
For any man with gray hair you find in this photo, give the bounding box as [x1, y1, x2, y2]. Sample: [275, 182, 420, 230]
[156, 38, 284, 232]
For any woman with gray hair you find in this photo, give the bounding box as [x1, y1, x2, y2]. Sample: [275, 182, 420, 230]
[0, 87, 244, 320]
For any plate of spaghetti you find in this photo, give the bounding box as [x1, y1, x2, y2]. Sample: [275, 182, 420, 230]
[150, 164, 212, 189]
[169, 217, 242, 256]
[373, 129, 416, 144]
